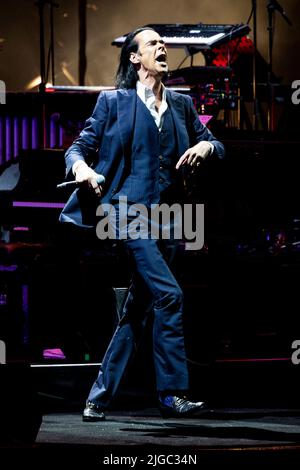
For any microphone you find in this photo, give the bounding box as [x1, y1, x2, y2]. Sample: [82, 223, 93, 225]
[56, 174, 105, 189]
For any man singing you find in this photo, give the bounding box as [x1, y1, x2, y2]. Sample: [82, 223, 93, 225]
[60, 27, 225, 419]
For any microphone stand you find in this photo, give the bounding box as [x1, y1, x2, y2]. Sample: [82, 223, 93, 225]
[35, 0, 58, 147]
[36, 0, 46, 95]
[267, 0, 292, 131]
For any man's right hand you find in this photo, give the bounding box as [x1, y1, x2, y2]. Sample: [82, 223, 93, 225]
[73, 161, 103, 197]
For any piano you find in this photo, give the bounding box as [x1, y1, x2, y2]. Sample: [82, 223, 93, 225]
[112, 23, 251, 49]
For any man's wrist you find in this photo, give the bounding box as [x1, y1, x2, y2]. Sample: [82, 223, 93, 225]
[72, 160, 87, 176]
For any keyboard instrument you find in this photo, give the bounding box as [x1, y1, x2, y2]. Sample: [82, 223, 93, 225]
[112, 23, 251, 49]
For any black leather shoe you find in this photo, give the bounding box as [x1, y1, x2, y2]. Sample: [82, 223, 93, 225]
[82, 402, 106, 422]
[158, 395, 208, 418]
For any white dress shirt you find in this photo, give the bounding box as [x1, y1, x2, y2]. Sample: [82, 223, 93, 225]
[136, 81, 168, 132]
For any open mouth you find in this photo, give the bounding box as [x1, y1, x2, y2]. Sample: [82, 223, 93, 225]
[156, 53, 167, 64]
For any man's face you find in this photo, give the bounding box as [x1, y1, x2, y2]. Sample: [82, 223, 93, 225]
[130, 29, 168, 78]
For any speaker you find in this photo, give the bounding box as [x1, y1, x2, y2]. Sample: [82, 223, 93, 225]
[0, 364, 42, 445]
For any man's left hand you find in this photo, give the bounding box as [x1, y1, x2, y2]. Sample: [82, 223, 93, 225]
[176, 141, 214, 169]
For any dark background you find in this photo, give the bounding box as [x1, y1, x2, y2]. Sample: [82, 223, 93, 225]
[0, 0, 299, 91]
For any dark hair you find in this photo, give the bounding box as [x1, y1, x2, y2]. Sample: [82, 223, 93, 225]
[115, 27, 155, 89]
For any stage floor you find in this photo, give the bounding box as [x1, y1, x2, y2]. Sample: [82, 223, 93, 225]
[36, 407, 300, 446]
[33, 407, 300, 467]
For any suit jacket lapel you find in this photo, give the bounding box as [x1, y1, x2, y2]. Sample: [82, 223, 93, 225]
[116, 88, 190, 184]
[166, 89, 190, 183]
[117, 89, 137, 158]
[117, 88, 188, 158]
[166, 90, 189, 158]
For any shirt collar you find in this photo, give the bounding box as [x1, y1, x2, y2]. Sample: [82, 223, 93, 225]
[136, 81, 166, 104]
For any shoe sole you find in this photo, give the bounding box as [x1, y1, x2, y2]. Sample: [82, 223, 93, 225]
[82, 415, 106, 422]
[160, 406, 209, 419]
